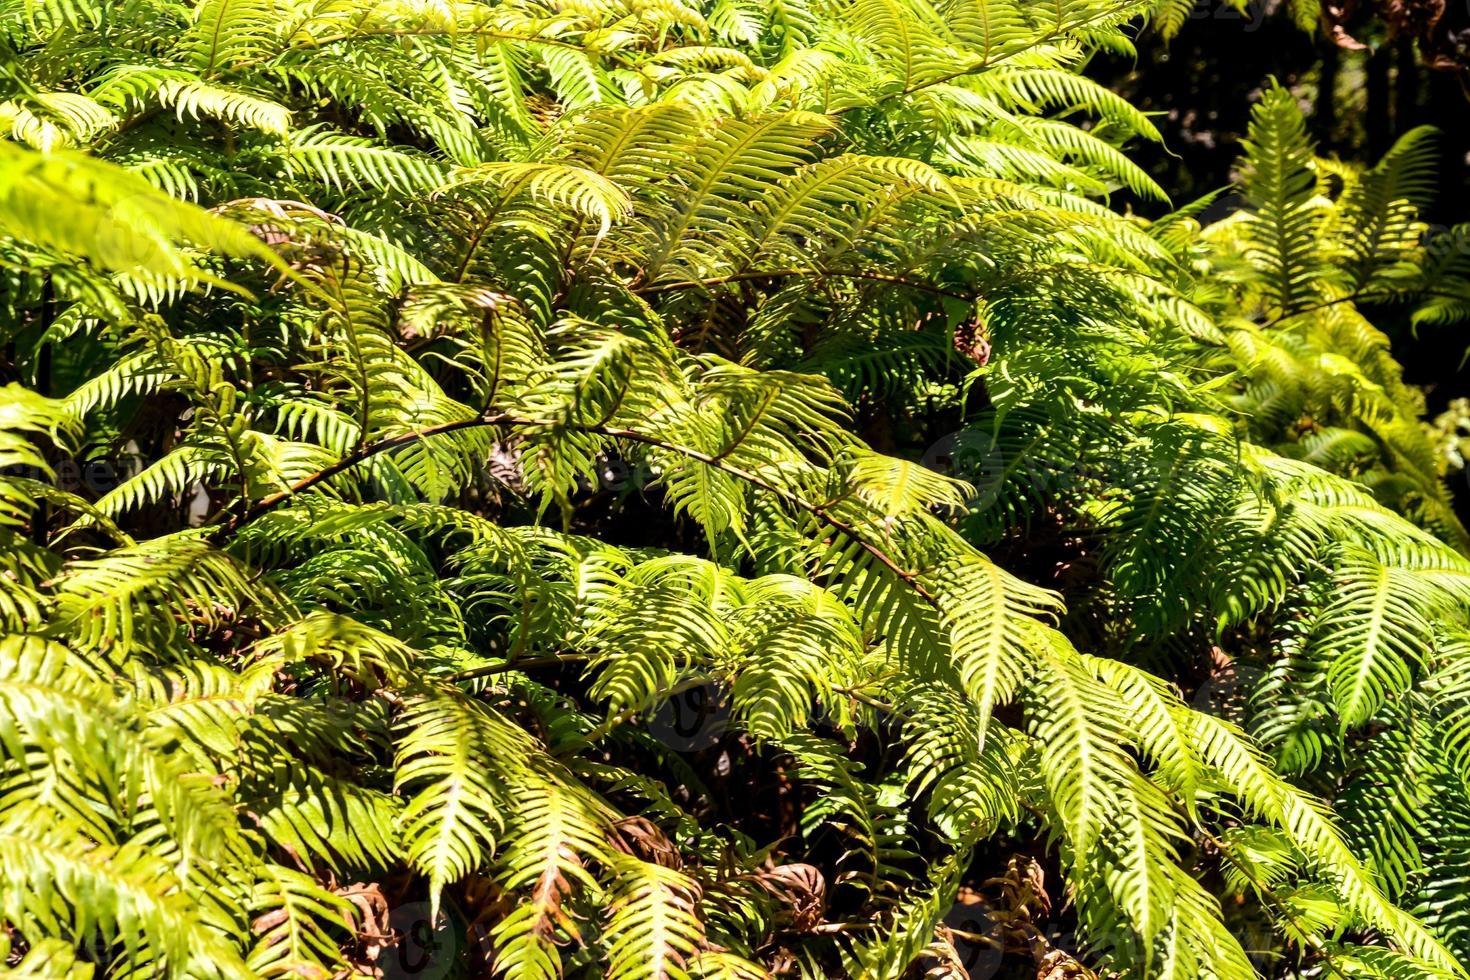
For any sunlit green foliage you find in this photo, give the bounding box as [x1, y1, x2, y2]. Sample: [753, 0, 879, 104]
[0, 1, 1467, 978]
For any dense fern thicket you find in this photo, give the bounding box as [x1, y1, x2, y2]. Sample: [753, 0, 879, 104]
[2, 1, 1470, 977]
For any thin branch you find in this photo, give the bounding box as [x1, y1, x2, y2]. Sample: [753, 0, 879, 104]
[832, 684, 898, 714]
[636, 268, 975, 302]
[1194, 823, 1353, 980]
[217, 415, 502, 537]
[218, 412, 941, 607]
[837, 0, 1149, 113]
[448, 652, 589, 682]
[1260, 288, 1468, 329]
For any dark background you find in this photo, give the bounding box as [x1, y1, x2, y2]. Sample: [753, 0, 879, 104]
[1090, 5, 1470, 409]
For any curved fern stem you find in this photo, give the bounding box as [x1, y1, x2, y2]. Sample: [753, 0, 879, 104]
[221, 412, 939, 602]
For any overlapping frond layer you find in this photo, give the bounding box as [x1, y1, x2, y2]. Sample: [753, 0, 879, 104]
[1, 0, 1468, 977]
